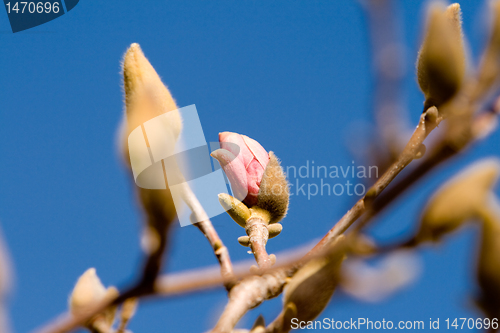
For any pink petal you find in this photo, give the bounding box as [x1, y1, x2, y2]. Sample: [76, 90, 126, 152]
[241, 135, 269, 169]
[244, 159, 266, 206]
[218, 131, 235, 143]
[211, 149, 248, 202]
[246, 159, 266, 187]
[219, 132, 254, 167]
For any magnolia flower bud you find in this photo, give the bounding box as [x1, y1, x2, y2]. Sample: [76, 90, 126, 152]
[122, 43, 181, 143]
[278, 239, 346, 332]
[69, 268, 118, 329]
[69, 268, 107, 314]
[417, 3, 465, 111]
[213, 133, 289, 224]
[418, 158, 500, 243]
[250, 315, 265, 333]
[121, 43, 182, 255]
[212, 132, 270, 206]
[476, 205, 500, 319]
[475, 0, 500, 98]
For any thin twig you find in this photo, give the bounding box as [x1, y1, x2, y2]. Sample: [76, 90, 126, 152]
[194, 219, 236, 287]
[155, 242, 313, 296]
[32, 297, 116, 333]
[30, 242, 314, 333]
[246, 216, 272, 269]
[365, 0, 409, 162]
[310, 107, 441, 254]
[178, 168, 235, 287]
[211, 270, 289, 333]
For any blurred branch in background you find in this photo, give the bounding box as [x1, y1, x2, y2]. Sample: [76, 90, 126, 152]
[0, 225, 12, 333]
[363, 0, 410, 167]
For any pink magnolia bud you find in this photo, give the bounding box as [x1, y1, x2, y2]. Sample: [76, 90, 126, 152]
[211, 132, 269, 206]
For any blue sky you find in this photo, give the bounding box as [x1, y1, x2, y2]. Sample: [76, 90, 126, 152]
[0, 0, 499, 332]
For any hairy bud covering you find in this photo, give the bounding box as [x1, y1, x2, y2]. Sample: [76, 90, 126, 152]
[69, 268, 118, 329]
[417, 3, 465, 111]
[418, 158, 500, 243]
[256, 152, 290, 223]
[121, 43, 182, 256]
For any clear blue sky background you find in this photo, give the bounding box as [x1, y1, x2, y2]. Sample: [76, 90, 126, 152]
[0, 0, 499, 332]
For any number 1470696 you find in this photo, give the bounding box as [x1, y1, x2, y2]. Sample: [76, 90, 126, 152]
[445, 318, 498, 330]
[5, 2, 60, 14]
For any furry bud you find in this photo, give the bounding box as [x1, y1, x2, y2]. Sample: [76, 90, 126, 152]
[69, 268, 118, 329]
[267, 223, 283, 238]
[417, 3, 465, 110]
[256, 152, 290, 223]
[476, 205, 500, 318]
[250, 315, 266, 333]
[121, 43, 182, 253]
[279, 239, 346, 331]
[475, 1, 500, 97]
[238, 236, 250, 247]
[218, 193, 251, 228]
[418, 158, 500, 243]
[122, 43, 181, 143]
[269, 254, 277, 266]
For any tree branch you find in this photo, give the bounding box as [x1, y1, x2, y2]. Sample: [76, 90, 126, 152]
[211, 270, 289, 333]
[246, 216, 272, 270]
[179, 177, 235, 288]
[309, 107, 441, 254]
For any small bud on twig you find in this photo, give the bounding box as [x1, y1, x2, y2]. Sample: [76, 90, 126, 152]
[476, 202, 500, 319]
[475, 0, 500, 98]
[418, 158, 500, 243]
[69, 268, 118, 331]
[417, 3, 466, 111]
[237, 236, 250, 247]
[214, 134, 290, 268]
[267, 223, 283, 239]
[121, 43, 183, 283]
[276, 238, 346, 332]
[250, 315, 265, 333]
[218, 194, 251, 228]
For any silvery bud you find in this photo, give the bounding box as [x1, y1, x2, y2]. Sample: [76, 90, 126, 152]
[417, 3, 466, 111]
[69, 268, 118, 330]
[418, 158, 500, 243]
